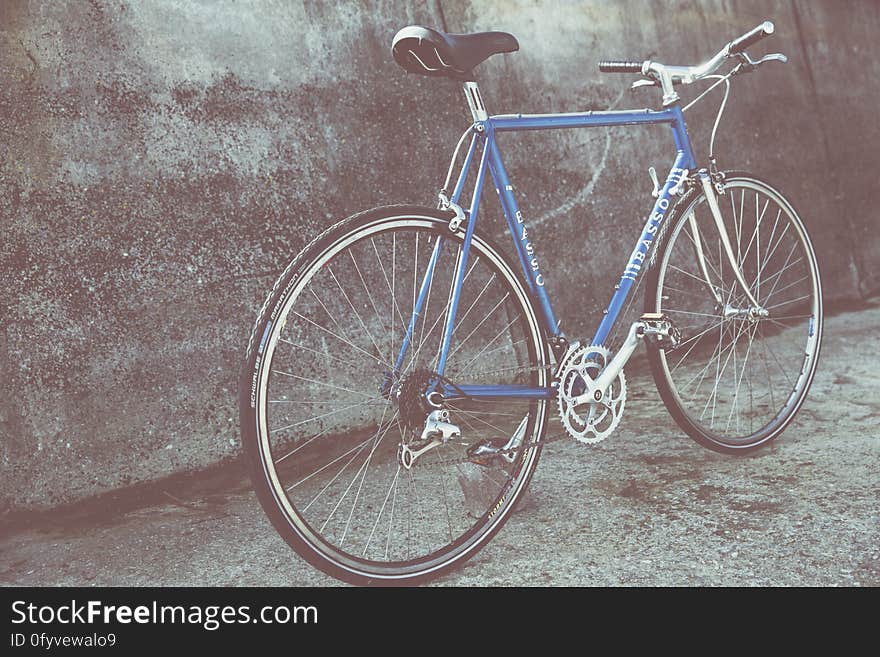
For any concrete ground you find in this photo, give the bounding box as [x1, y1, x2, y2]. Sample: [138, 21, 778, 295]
[1, 304, 878, 587]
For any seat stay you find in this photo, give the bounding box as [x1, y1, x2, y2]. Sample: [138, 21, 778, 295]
[392, 234, 446, 375]
[434, 137, 492, 376]
[450, 132, 479, 205]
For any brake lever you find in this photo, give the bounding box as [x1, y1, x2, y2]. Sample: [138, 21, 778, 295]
[753, 52, 788, 65]
[736, 51, 788, 73]
[630, 79, 657, 90]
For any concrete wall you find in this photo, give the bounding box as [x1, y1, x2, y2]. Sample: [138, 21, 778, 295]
[1, 0, 877, 510]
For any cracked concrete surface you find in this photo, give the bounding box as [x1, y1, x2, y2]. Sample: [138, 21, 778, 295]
[1, 304, 877, 587]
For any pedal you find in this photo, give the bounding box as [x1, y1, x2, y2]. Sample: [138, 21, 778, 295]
[639, 312, 681, 349]
[466, 415, 528, 465]
[467, 438, 509, 465]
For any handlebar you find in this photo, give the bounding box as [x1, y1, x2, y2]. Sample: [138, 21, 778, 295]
[597, 20, 785, 104]
[729, 20, 774, 54]
[598, 60, 642, 74]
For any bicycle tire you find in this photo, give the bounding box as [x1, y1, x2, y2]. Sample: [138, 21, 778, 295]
[644, 171, 823, 453]
[239, 205, 549, 585]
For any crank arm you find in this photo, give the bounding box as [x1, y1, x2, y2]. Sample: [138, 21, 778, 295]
[497, 415, 528, 463]
[572, 322, 642, 406]
[572, 314, 681, 406]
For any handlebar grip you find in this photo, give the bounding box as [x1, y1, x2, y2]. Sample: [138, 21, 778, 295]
[598, 60, 643, 73]
[729, 20, 775, 54]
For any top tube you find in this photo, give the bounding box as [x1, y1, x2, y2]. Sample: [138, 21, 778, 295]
[487, 104, 697, 177]
[490, 107, 683, 131]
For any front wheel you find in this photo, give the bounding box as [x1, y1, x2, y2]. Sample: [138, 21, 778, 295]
[645, 172, 823, 453]
[239, 205, 549, 584]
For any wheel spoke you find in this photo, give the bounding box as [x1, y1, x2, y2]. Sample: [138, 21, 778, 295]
[271, 368, 376, 398]
[764, 293, 812, 312]
[371, 235, 407, 357]
[653, 179, 820, 447]
[670, 319, 725, 373]
[292, 310, 390, 369]
[249, 219, 547, 579]
[447, 292, 511, 360]
[328, 265, 389, 369]
[761, 272, 809, 305]
[364, 465, 400, 557]
[453, 316, 521, 374]
[270, 398, 384, 434]
[726, 323, 759, 432]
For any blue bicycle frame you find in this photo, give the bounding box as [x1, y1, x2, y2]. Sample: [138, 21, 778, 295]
[395, 88, 697, 402]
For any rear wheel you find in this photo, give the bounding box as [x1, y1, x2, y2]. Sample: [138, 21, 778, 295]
[645, 172, 822, 453]
[239, 206, 549, 584]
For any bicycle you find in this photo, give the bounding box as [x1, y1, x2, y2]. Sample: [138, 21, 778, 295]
[239, 20, 822, 585]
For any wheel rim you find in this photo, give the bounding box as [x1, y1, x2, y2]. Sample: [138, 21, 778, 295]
[254, 215, 547, 580]
[654, 178, 822, 446]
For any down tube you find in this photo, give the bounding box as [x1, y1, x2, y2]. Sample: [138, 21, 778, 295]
[591, 151, 691, 346]
[486, 137, 561, 338]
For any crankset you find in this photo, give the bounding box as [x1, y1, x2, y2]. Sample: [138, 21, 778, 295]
[556, 345, 627, 444]
[555, 314, 679, 443]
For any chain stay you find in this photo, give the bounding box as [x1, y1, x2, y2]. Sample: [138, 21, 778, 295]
[414, 359, 567, 468]
[416, 340, 630, 466]
[418, 429, 570, 468]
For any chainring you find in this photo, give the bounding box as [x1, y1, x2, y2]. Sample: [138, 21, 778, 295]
[556, 344, 626, 444]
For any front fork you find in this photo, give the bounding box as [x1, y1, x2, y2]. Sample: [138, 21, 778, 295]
[583, 168, 770, 403]
[692, 170, 767, 316]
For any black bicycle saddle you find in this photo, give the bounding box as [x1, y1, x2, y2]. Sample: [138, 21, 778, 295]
[391, 25, 518, 80]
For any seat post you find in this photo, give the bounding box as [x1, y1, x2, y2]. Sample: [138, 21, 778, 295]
[462, 81, 489, 122]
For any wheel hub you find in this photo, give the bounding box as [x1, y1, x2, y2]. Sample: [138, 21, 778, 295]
[394, 368, 439, 431]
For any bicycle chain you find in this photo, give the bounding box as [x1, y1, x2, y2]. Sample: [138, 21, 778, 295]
[418, 430, 571, 468]
[415, 360, 572, 468]
[416, 344, 632, 466]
